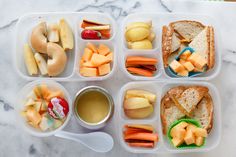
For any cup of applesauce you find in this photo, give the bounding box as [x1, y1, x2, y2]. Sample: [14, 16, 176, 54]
[73, 86, 114, 130]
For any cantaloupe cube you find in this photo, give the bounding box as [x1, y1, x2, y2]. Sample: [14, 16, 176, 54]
[91, 53, 110, 66]
[97, 44, 110, 56]
[172, 138, 184, 147]
[98, 63, 111, 76]
[106, 52, 113, 62]
[80, 67, 98, 77]
[187, 53, 207, 69]
[195, 136, 204, 146]
[183, 61, 194, 72]
[194, 128, 207, 137]
[83, 61, 97, 68]
[82, 48, 93, 61]
[79, 59, 84, 67]
[86, 42, 97, 53]
[179, 59, 186, 65]
[184, 129, 195, 145]
[169, 60, 185, 73]
[177, 69, 189, 77]
[180, 50, 191, 60]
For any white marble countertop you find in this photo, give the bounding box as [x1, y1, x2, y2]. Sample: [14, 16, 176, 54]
[1, 0, 236, 156]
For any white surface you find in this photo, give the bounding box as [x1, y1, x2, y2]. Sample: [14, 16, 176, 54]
[1, 0, 236, 157]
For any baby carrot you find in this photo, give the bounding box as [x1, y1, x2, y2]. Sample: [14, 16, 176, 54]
[126, 56, 157, 65]
[123, 128, 152, 136]
[124, 132, 158, 142]
[128, 142, 154, 148]
[127, 67, 153, 77]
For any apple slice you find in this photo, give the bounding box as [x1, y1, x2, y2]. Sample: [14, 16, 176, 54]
[125, 90, 156, 104]
[85, 25, 110, 30]
[124, 105, 153, 119]
[23, 44, 38, 75]
[125, 124, 154, 132]
[34, 53, 48, 75]
[124, 97, 151, 110]
[59, 18, 74, 51]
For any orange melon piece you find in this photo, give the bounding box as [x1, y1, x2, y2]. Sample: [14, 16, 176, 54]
[106, 52, 113, 62]
[91, 53, 110, 66]
[97, 44, 110, 56]
[83, 61, 97, 68]
[87, 42, 97, 53]
[98, 63, 111, 76]
[82, 48, 93, 61]
[80, 67, 98, 77]
[79, 59, 84, 67]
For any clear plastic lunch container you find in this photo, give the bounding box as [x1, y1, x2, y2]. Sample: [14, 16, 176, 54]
[14, 12, 116, 81]
[15, 80, 72, 137]
[121, 13, 222, 80]
[117, 81, 221, 153]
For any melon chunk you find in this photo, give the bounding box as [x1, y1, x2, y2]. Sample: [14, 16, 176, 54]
[87, 42, 97, 53]
[82, 48, 93, 61]
[97, 44, 110, 56]
[83, 61, 97, 68]
[106, 52, 113, 62]
[80, 67, 98, 77]
[91, 53, 110, 66]
[98, 63, 111, 75]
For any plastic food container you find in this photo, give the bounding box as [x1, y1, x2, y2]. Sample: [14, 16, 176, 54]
[15, 80, 72, 137]
[14, 12, 116, 81]
[121, 13, 222, 80]
[117, 81, 221, 153]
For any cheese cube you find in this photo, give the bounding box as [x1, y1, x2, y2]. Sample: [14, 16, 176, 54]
[80, 67, 98, 77]
[187, 124, 197, 132]
[180, 50, 191, 60]
[194, 128, 208, 137]
[177, 69, 189, 77]
[184, 129, 195, 145]
[171, 128, 186, 140]
[98, 63, 111, 76]
[187, 53, 207, 69]
[179, 59, 186, 65]
[183, 62, 194, 72]
[172, 138, 184, 147]
[169, 60, 185, 73]
[195, 136, 204, 146]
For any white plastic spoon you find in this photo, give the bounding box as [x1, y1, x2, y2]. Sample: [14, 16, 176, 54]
[55, 131, 114, 153]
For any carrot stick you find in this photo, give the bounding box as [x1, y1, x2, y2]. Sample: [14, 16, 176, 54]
[127, 67, 153, 77]
[124, 133, 158, 142]
[141, 65, 157, 71]
[123, 129, 152, 136]
[126, 56, 157, 65]
[128, 142, 154, 148]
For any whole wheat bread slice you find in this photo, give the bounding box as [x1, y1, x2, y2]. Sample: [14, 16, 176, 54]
[189, 26, 210, 68]
[192, 93, 213, 133]
[170, 20, 205, 41]
[161, 93, 185, 135]
[170, 86, 209, 117]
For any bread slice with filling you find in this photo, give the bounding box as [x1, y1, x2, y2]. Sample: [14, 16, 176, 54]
[189, 26, 210, 68]
[191, 93, 213, 133]
[170, 20, 205, 41]
[170, 86, 209, 117]
[161, 93, 185, 135]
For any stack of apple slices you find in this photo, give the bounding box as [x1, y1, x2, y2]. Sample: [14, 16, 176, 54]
[123, 90, 156, 119]
[123, 124, 158, 148]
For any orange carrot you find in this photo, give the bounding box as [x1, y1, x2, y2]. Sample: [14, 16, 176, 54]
[124, 133, 158, 142]
[126, 56, 157, 65]
[128, 142, 154, 148]
[124, 129, 152, 136]
[127, 67, 153, 77]
[141, 65, 157, 71]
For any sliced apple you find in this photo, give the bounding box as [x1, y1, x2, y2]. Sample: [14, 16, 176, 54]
[59, 18, 74, 51]
[123, 97, 151, 110]
[124, 105, 153, 119]
[125, 124, 154, 132]
[47, 23, 59, 42]
[34, 53, 48, 75]
[23, 44, 38, 75]
[125, 90, 156, 103]
[85, 25, 110, 30]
